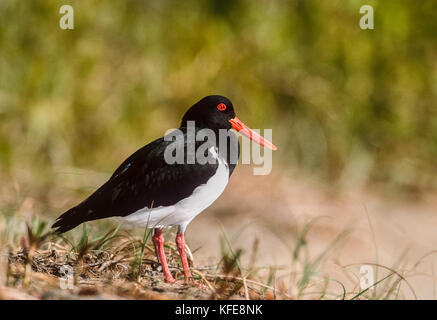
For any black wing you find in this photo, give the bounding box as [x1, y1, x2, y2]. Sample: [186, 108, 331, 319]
[52, 130, 220, 233]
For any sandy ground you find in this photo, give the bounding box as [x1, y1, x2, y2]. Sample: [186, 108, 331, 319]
[185, 166, 437, 299]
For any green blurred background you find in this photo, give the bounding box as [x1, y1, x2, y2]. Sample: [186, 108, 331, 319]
[1, 0, 436, 205]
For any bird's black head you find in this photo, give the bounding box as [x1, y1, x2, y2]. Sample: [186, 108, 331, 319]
[181, 95, 235, 130]
[181, 95, 277, 150]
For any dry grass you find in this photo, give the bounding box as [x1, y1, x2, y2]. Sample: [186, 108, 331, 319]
[0, 212, 430, 300]
[1, 218, 293, 300]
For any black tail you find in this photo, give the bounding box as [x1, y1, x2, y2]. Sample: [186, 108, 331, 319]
[52, 206, 87, 234]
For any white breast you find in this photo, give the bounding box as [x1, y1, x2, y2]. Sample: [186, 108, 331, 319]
[113, 147, 229, 232]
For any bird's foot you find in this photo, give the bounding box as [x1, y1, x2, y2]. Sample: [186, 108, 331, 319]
[184, 277, 209, 290]
[164, 275, 176, 283]
[165, 275, 208, 289]
[172, 278, 208, 290]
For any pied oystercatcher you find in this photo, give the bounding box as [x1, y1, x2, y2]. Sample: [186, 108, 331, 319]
[52, 95, 276, 284]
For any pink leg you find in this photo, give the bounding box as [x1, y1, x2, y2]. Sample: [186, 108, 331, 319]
[176, 232, 192, 278]
[153, 228, 175, 283]
[175, 232, 208, 289]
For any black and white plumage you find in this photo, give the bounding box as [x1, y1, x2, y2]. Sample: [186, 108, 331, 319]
[53, 128, 239, 233]
[53, 96, 239, 233]
[52, 95, 276, 284]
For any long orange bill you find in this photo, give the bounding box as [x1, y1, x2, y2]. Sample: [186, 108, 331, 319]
[229, 117, 277, 151]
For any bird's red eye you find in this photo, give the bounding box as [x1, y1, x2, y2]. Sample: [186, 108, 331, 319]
[217, 103, 227, 111]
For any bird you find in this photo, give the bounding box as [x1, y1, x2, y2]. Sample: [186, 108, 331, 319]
[52, 95, 277, 285]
